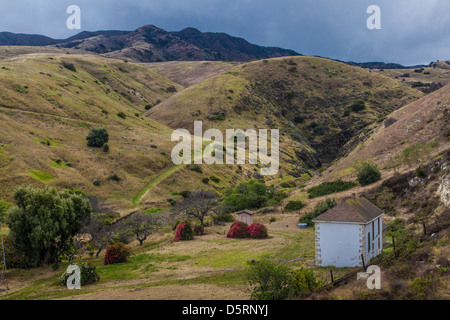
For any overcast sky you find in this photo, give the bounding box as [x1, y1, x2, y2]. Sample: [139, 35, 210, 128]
[0, 0, 449, 65]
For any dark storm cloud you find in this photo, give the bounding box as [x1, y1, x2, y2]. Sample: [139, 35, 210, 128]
[0, 0, 449, 65]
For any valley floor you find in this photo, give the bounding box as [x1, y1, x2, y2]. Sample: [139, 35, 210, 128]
[2, 214, 342, 300]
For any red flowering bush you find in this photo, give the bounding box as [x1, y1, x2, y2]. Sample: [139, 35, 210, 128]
[104, 242, 131, 265]
[173, 221, 194, 242]
[227, 221, 250, 238]
[247, 224, 269, 239]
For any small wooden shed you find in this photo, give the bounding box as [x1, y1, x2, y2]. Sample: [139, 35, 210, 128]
[236, 210, 255, 225]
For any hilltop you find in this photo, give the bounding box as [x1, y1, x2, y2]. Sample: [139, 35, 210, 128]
[0, 26, 301, 63]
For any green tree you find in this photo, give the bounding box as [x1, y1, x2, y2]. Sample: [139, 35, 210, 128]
[248, 260, 293, 300]
[86, 128, 109, 148]
[299, 198, 338, 226]
[248, 259, 323, 300]
[6, 186, 92, 267]
[0, 199, 12, 222]
[357, 162, 381, 186]
[222, 180, 286, 213]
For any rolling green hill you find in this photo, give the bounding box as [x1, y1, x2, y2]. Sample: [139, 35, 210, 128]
[147, 56, 423, 168]
[0, 53, 185, 209]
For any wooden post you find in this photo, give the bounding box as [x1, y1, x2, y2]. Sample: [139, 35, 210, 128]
[422, 221, 427, 236]
[361, 254, 366, 270]
[330, 270, 334, 283]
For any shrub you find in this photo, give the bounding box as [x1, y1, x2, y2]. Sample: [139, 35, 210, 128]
[357, 162, 381, 186]
[381, 232, 422, 267]
[409, 274, 438, 300]
[178, 190, 192, 199]
[0, 235, 26, 269]
[93, 179, 101, 186]
[62, 61, 76, 72]
[247, 259, 291, 300]
[59, 262, 100, 286]
[290, 267, 324, 297]
[102, 144, 110, 153]
[117, 111, 127, 119]
[284, 201, 306, 212]
[202, 177, 210, 184]
[212, 211, 234, 224]
[307, 179, 357, 198]
[173, 221, 194, 242]
[210, 176, 220, 183]
[227, 221, 250, 238]
[103, 242, 131, 265]
[293, 115, 305, 124]
[248, 259, 323, 300]
[350, 100, 366, 112]
[145, 104, 153, 110]
[208, 111, 225, 121]
[416, 167, 427, 178]
[280, 181, 296, 188]
[247, 224, 268, 239]
[299, 198, 337, 226]
[0, 199, 12, 221]
[193, 225, 205, 236]
[107, 173, 121, 182]
[86, 128, 109, 148]
[188, 165, 203, 173]
[167, 198, 177, 206]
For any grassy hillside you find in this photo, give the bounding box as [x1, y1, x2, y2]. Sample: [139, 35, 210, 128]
[141, 60, 238, 87]
[370, 60, 450, 94]
[318, 84, 450, 182]
[0, 50, 448, 301]
[0, 53, 186, 209]
[147, 56, 423, 168]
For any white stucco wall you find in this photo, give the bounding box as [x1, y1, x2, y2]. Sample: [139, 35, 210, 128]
[315, 216, 384, 268]
[364, 217, 383, 262]
[315, 222, 363, 267]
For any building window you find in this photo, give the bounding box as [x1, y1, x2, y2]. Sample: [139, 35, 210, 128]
[372, 222, 374, 240]
[378, 218, 380, 235]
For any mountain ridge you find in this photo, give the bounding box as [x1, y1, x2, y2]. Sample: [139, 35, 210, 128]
[0, 25, 301, 63]
[0, 25, 437, 68]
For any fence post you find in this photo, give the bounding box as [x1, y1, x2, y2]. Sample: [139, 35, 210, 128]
[330, 270, 334, 283]
[392, 235, 396, 251]
[422, 221, 427, 236]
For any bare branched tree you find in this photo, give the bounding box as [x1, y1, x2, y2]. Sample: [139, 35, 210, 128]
[123, 211, 167, 246]
[85, 216, 117, 258]
[172, 190, 221, 227]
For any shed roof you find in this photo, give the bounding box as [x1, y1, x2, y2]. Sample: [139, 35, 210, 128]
[312, 196, 384, 224]
[236, 209, 255, 216]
